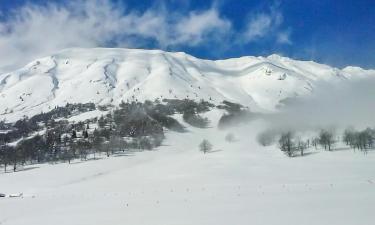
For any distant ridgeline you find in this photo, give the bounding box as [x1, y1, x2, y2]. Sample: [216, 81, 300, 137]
[0, 99, 253, 172]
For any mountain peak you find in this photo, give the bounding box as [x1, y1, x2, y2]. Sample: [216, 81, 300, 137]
[267, 54, 285, 60]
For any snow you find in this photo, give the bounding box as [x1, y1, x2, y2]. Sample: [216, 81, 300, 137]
[1, 47, 374, 122]
[1, 115, 374, 225]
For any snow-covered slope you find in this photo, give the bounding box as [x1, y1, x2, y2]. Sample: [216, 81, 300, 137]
[1, 115, 375, 225]
[0, 48, 373, 121]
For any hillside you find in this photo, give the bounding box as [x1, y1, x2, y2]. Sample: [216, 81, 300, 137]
[1, 48, 373, 122]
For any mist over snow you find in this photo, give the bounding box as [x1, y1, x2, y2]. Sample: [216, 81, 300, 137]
[264, 76, 375, 131]
[1, 103, 375, 225]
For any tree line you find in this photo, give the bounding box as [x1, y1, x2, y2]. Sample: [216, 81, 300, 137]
[0, 99, 214, 172]
[258, 127, 375, 157]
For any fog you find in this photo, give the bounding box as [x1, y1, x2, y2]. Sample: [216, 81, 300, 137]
[262, 76, 375, 132]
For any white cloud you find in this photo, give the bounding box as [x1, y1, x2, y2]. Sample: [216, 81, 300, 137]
[242, 2, 291, 44]
[173, 8, 231, 46]
[0, 0, 231, 72]
[244, 13, 273, 41]
[277, 29, 292, 44]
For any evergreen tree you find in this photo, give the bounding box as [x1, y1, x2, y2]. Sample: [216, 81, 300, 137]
[72, 130, 77, 139]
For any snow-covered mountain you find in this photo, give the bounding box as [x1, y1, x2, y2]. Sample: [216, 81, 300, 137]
[0, 48, 373, 122]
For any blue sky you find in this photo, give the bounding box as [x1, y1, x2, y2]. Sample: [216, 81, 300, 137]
[0, 0, 374, 71]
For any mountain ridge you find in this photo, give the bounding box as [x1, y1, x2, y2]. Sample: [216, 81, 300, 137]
[0, 47, 373, 122]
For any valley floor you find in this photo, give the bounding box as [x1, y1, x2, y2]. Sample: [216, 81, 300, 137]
[0, 122, 375, 225]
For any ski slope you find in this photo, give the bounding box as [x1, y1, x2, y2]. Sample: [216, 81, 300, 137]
[0, 114, 375, 225]
[0, 48, 373, 122]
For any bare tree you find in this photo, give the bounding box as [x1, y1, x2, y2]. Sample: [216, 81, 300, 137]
[311, 137, 319, 150]
[319, 130, 335, 151]
[296, 137, 307, 156]
[357, 128, 374, 154]
[343, 128, 356, 147]
[199, 139, 212, 154]
[0, 145, 12, 172]
[278, 131, 295, 157]
[343, 127, 374, 154]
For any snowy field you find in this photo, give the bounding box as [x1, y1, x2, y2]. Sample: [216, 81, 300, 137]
[1, 119, 374, 225]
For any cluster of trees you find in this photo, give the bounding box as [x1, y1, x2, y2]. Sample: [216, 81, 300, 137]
[0, 99, 215, 172]
[162, 99, 213, 128]
[0, 119, 94, 172]
[278, 131, 308, 157]
[277, 130, 336, 157]
[259, 127, 375, 157]
[0, 103, 96, 147]
[93, 101, 167, 156]
[343, 128, 374, 154]
[0, 105, 99, 172]
[30, 103, 96, 124]
[318, 130, 335, 151]
[162, 99, 213, 114]
[182, 112, 209, 128]
[217, 101, 255, 129]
